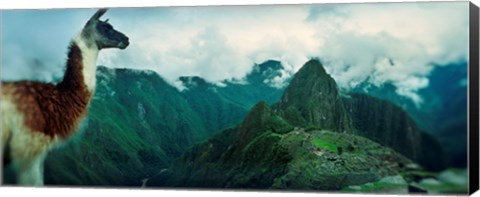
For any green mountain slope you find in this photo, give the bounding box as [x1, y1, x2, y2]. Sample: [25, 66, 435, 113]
[179, 76, 247, 135]
[44, 67, 208, 186]
[342, 93, 445, 171]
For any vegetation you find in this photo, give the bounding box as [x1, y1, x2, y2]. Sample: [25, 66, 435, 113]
[312, 139, 338, 153]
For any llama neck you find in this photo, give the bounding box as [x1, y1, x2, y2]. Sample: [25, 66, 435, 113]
[59, 35, 99, 93]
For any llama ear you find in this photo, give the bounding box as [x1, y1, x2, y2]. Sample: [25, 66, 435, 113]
[90, 8, 108, 21]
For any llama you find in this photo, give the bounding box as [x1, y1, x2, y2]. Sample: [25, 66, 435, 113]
[1, 8, 129, 186]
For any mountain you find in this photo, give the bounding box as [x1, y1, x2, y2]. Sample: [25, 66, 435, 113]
[244, 59, 286, 86]
[216, 60, 287, 109]
[422, 63, 467, 167]
[275, 59, 353, 132]
[146, 59, 446, 191]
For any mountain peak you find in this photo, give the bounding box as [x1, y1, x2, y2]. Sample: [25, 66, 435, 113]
[230, 101, 272, 149]
[302, 59, 328, 76]
[179, 76, 210, 89]
[256, 60, 283, 73]
[276, 59, 353, 133]
[246, 60, 285, 85]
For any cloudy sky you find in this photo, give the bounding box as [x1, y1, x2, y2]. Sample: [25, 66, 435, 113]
[1, 1, 469, 104]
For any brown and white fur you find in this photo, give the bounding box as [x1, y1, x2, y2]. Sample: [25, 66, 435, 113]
[1, 9, 129, 186]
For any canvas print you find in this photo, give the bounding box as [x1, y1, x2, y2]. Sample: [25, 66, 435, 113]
[0, 1, 476, 195]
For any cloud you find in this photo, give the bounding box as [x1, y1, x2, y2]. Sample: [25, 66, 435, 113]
[97, 5, 319, 87]
[2, 2, 469, 105]
[263, 68, 294, 89]
[308, 2, 468, 104]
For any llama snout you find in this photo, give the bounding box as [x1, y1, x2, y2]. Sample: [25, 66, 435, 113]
[118, 36, 129, 49]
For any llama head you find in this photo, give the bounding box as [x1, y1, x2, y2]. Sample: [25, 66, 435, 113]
[81, 9, 129, 50]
